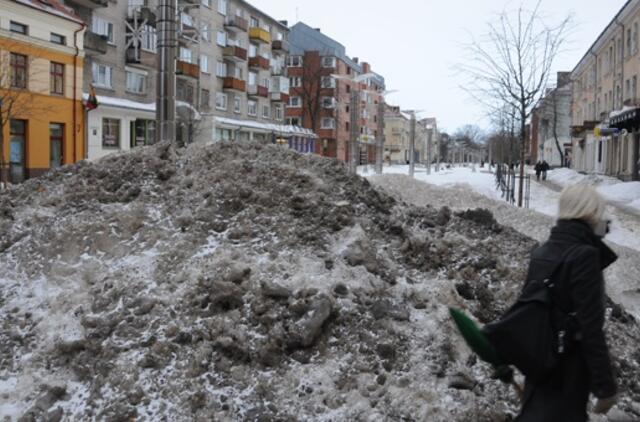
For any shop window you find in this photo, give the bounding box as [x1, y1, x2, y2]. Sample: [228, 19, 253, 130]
[102, 118, 121, 148]
[50, 123, 64, 168]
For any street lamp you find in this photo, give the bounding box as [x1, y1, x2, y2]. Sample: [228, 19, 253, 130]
[401, 110, 424, 178]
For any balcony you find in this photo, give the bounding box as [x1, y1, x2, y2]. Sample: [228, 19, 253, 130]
[84, 31, 108, 55]
[248, 56, 270, 70]
[271, 65, 286, 76]
[224, 16, 249, 32]
[249, 27, 271, 44]
[127, 6, 156, 26]
[248, 85, 269, 98]
[65, 0, 107, 9]
[223, 77, 246, 92]
[272, 39, 289, 53]
[176, 60, 200, 78]
[270, 92, 289, 103]
[125, 48, 156, 67]
[223, 45, 247, 62]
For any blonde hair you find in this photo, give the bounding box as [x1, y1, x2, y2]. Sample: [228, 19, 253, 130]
[557, 184, 605, 227]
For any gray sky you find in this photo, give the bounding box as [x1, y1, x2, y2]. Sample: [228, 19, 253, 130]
[252, 0, 628, 133]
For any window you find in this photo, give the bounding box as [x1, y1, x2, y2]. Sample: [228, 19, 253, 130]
[216, 92, 228, 110]
[201, 24, 210, 42]
[181, 13, 194, 28]
[9, 120, 27, 183]
[286, 117, 300, 126]
[321, 118, 335, 129]
[321, 56, 336, 68]
[10, 21, 28, 35]
[321, 76, 335, 88]
[249, 43, 258, 58]
[248, 71, 258, 86]
[218, 0, 227, 15]
[50, 62, 64, 95]
[262, 105, 270, 119]
[274, 104, 283, 120]
[50, 123, 64, 168]
[250, 16, 259, 28]
[92, 16, 114, 44]
[635, 23, 639, 54]
[131, 119, 155, 148]
[10, 53, 28, 89]
[346, 85, 351, 93]
[633, 76, 638, 100]
[179, 47, 193, 63]
[288, 96, 301, 107]
[201, 89, 210, 111]
[92, 63, 113, 88]
[51, 33, 66, 45]
[126, 70, 146, 94]
[289, 77, 301, 88]
[628, 29, 632, 57]
[262, 77, 270, 90]
[216, 61, 227, 77]
[287, 56, 302, 67]
[248, 100, 257, 116]
[142, 25, 157, 52]
[322, 97, 335, 108]
[200, 55, 210, 73]
[202, 0, 211, 6]
[234, 97, 241, 113]
[102, 118, 120, 148]
[217, 31, 227, 47]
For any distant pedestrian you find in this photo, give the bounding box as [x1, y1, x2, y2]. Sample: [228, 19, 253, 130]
[515, 184, 617, 422]
[534, 161, 542, 181]
[542, 160, 550, 180]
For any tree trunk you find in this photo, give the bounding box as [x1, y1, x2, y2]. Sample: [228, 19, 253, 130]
[518, 110, 526, 207]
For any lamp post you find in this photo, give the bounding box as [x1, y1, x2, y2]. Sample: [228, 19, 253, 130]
[401, 110, 424, 178]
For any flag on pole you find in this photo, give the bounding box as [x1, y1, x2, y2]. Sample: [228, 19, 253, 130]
[85, 85, 99, 111]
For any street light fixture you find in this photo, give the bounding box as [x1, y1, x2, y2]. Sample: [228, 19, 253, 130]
[401, 109, 424, 178]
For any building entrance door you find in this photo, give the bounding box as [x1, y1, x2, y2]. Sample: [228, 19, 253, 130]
[9, 120, 26, 183]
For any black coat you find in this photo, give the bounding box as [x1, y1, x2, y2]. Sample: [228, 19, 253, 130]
[516, 219, 617, 422]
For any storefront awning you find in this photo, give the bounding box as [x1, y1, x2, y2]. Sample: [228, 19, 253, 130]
[81, 94, 201, 119]
[610, 107, 640, 129]
[214, 117, 317, 138]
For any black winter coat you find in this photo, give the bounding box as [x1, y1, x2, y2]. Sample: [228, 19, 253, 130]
[515, 219, 617, 422]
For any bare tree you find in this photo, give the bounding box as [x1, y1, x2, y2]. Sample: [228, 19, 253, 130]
[0, 43, 54, 186]
[459, 1, 572, 206]
[294, 51, 334, 134]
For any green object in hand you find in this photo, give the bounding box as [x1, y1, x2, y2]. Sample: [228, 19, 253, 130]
[449, 307, 502, 366]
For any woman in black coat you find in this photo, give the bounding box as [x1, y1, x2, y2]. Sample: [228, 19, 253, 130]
[516, 184, 618, 421]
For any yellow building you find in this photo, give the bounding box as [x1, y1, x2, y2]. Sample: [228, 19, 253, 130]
[0, 0, 85, 183]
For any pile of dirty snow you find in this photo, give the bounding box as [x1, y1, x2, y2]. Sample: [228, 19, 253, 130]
[1, 142, 639, 421]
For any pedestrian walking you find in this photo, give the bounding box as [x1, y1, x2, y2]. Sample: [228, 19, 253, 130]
[515, 184, 617, 422]
[534, 161, 542, 181]
[542, 160, 550, 180]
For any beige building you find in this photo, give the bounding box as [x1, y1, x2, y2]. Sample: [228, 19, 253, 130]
[571, 0, 640, 180]
[383, 105, 424, 164]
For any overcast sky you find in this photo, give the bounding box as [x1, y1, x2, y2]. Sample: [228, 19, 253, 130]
[252, 0, 628, 133]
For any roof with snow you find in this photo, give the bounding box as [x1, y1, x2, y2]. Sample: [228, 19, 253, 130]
[13, 0, 84, 25]
[215, 117, 318, 138]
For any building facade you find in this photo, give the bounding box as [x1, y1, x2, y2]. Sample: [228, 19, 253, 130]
[533, 72, 572, 167]
[1, 0, 85, 183]
[571, 0, 640, 180]
[285, 22, 385, 163]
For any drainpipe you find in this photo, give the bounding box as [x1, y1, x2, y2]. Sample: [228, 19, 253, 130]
[73, 23, 86, 163]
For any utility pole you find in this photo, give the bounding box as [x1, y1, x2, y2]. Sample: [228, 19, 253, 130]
[156, 0, 177, 143]
[409, 112, 416, 177]
[375, 99, 385, 175]
[426, 128, 432, 175]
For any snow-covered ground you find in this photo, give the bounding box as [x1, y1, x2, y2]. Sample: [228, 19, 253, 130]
[368, 165, 640, 253]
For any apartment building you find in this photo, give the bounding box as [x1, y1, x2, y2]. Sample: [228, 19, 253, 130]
[285, 22, 385, 163]
[571, 0, 640, 180]
[383, 105, 424, 164]
[1, 0, 85, 183]
[531, 72, 572, 167]
[65, 0, 304, 159]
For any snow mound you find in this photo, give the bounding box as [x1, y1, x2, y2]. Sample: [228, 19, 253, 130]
[1, 142, 639, 421]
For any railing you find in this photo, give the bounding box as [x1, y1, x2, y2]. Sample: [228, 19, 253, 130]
[495, 164, 530, 208]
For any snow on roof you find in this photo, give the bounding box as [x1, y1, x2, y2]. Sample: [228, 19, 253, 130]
[215, 116, 318, 138]
[609, 105, 638, 119]
[82, 94, 201, 119]
[13, 0, 84, 25]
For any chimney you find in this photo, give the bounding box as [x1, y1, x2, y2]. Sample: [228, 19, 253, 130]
[557, 71, 571, 87]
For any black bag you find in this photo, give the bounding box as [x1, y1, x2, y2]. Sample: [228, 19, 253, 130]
[482, 249, 578, 379]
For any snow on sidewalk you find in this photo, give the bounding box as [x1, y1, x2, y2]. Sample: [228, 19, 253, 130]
[369, 165, 640, 252]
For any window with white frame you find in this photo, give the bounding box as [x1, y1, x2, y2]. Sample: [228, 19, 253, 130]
[250, 16, 259, 28]
[288, 96, 301, 107]
[234, 96, 241, 113]
[216, 92, 228, 110]
[201, 24, 210, 42]
[286, 117, 300, 126]
[289, 77, 301, 88]
[321, 76, 335, 88]
[248, 100, 257, 116]
[216, 31, 227, 47]
[321, 118, 335, 129]
[234, 67, 244, 80]
[249, 43, 258, 58]
[262, 104, 270, 119]
[216, 61, 227, 77]
[218, 0, 227, 15]
[287, 56, 302, 67]
[201, 0, 211, 6]
[126, 69, 146, 93]
[92, 63, 113, 88]
[262, 77, 270, 90]
[179, 47, 193, 63]
[248, 71, 257, 86]
[200, 55, 210, 73]
[322, 97, 335, 108]
[274, 103, 283, 120]
[321, 56, 336, 68]
[142, 25, 157, 51]
[92, 16, 114, 43]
